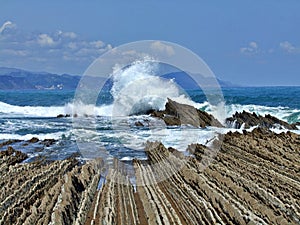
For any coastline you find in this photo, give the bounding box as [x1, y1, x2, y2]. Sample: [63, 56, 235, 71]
[0, 126, 299, 224]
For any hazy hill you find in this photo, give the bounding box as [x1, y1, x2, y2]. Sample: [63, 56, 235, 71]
[0, 67, 239, 90]
[0, 67, 80, 90]
[162, 71, 240, 89]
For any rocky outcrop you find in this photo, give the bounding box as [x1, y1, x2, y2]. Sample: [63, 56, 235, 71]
[1, 128, 299, 225]
[132, 129, 300, 225]
[0, 139, 21, 148]
[226, 110, 298, 130]
[0, 146, 28, 166]
[27, 137, 39, 143]
[0, 148, 103, 225]
[151, 98, 223, 127]
[293, 122, 300, 127]
[84, 159, 140, 225]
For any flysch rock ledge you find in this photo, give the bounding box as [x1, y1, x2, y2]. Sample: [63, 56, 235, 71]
[0, 127, 299, 225]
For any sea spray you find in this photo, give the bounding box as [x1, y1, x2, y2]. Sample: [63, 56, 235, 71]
[110, 60, 198, 116]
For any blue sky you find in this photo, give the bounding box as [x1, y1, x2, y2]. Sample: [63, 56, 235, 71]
[0, 0, 299, 86]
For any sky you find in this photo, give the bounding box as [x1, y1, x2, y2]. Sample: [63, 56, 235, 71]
[0, 0, 299, 86]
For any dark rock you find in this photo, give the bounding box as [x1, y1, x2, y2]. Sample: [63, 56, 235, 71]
[292, 122, 300, 127]
[135, 121, 144, 127]
[57, 114, 71, 118]
[0, 146, 28, 165]
[151, 98, 223, 128]
[187, 143, 206, 161]
[28, 137, 39, 143]
[226, 110, 298, 130]
[66, 152, 81, 159]
[41, 139, 56, 147]
[0, 140, 22, 148]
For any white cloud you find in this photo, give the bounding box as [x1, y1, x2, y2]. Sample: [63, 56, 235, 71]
[0, 21, 112, 74]
[151, 41, 175, 56]
[241, 40, 300, 56]
[37, 34, 56, 47]
[279, 41, 299, 53]
[90, 40, 104, 48]
[249, 41, 258, 49]
[0, 21, 16, 34]
[240, 41, 259, 55]
[67, 42, 77, 50]
[61, 31, 77, 39]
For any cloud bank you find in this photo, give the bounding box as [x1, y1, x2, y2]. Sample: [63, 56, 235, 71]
[240, 41, 260, 55]
[0, 20, 112, 74]
[241, 40, 300, 56]
[279, 41, 300, 54]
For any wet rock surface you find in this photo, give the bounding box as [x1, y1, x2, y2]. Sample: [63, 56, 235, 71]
[151, 98, 223, 127]
[0, 128, 299, 225]
[57, 114, 71, 118]
[226, 110, 298, 130]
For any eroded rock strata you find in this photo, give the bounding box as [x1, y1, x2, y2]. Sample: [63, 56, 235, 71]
[0, 128, 299, 225]
[151, 98, 223, 127]
[0, 146, 103, 225]
[226, 110, 298, 130]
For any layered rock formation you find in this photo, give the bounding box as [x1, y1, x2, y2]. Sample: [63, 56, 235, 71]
[0, 146, 102, 225]
[226, 110, 298, 130]
[151, 98, 223, 127]
[1, 127, 299, 225]
[133, 129, 300, 224]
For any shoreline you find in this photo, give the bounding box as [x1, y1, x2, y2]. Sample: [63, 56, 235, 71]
[0, 127, 299, 224]
[0, 99, 299, 224]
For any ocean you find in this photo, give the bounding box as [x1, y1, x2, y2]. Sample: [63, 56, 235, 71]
[0, 70, 299, 162]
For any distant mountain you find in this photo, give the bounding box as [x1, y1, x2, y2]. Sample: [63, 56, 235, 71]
[0, 67, 240, 90]
[162, 72, 241, 89]
[0, 67, 80, 90]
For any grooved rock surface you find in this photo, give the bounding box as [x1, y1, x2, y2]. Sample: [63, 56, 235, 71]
[0, 128, 299, 225]
[226, 110, 298, 130]
[0, 148, 103, 225]
[151, 98, 223, 127]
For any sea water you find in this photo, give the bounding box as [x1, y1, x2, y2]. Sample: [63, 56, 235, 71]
[0, 63, 299, 161]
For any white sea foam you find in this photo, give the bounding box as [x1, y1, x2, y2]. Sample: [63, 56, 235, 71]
[0, 101, 65, 117]
[0, 60, 298, 125]
[224, 103, 300, 123]
[0, 131, 70, 141]
[110, 60, 199, 116]
[0, 98, 299, 125]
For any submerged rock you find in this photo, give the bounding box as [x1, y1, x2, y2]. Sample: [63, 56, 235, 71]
[151, 98, 223, 127]
[0, 140, 22, 148]
[41, 139, 56, 147]
[226, 110, 298, 130]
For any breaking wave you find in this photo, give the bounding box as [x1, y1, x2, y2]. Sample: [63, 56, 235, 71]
[0, 60, 298, 124]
